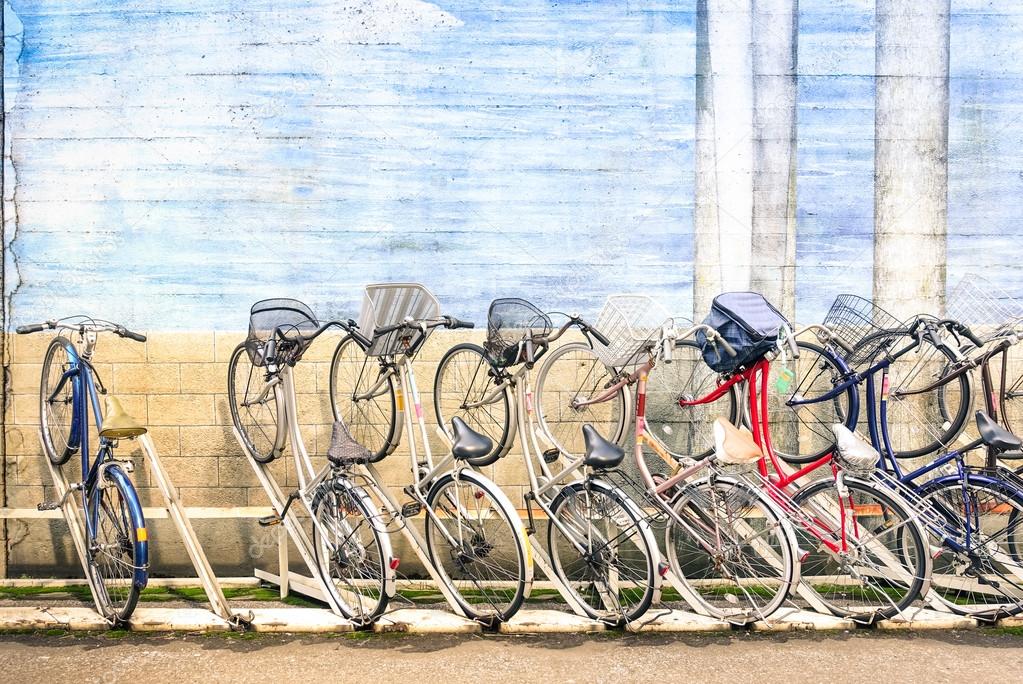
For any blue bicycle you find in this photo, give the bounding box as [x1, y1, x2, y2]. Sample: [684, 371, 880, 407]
[18, 317, 150, 622]
[766, 296, 1023, 619]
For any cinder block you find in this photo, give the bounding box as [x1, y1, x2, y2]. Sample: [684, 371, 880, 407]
[214, 332, 246, 363]
[179, 363, 226, 394]
[147, 331, 214, 363]
[112, 363, 180, 394]
[159, 456, 220, 487]
[8, 364, 43, 394]
[148, 394, 215, 426]
[180, 425, 244, 457]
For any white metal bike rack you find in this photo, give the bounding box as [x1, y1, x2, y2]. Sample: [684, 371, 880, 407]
[41, 430, 248, 627]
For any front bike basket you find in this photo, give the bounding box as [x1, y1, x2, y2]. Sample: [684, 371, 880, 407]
[947, 273, 1023, 343]
[359, 283, 441, 357]
[246, 298, 319, 366]
[485, 298, 552, 367]
[593, 294, 674, 368]
[822, 294, 907, 366]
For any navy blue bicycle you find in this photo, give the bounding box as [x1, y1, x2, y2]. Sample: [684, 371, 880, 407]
[761, 296, 1023, 619]
[18, 317, 150, 622]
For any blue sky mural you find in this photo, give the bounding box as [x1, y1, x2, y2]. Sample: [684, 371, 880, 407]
[2, 1, 1021, 329]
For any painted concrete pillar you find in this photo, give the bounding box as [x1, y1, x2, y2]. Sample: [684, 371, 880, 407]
[693, 0, 755, 319]
[750, 0, 798, 317]
[874, 0, 950, 319]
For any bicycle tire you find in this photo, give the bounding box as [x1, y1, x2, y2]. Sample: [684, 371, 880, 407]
[329, 335, 399, 463]
[423, 470, 530, 625]
[546, 479, 658, 624]
[654, 340, 739, 461]
[534, 342, 628, 459]
[766, 340, 856, 464]
[433, 343, 512, 466]
[90, 464, 147, 622]
[227, 343, 284, 463]
[792, 476, 930, 621]
[665, 476, 797, 623]
[881, 332, 972, 459]
[39, 336, 79, 465]
[918, 474, 1023, 619]
[312, 477, 393, 625]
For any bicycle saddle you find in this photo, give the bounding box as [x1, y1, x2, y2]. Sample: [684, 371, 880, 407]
[327, 419, 372, 465]
[831, 424, 879, 472]
[99, 396, 147, 439]
[975, 411, 1023, 452]
[582, 424, 625, 469]
[712, 418, 763, 465]
[450, 417, 493, 461]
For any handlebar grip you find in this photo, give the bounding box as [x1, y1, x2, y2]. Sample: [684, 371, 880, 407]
[584, 323, 611, 347]
[351, 330, 373, 348]
[16, 323, 46, 334]
[119, 329, 147, 343]
[953, 322, 984, 348]
[446, 316, 475, 330]
[374, 323, 402, 337]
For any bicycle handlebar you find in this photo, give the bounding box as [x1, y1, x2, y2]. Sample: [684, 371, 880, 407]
[372, 315, 475, 338]
[673, 323, 737, 358]
[16, 319, 147, 343]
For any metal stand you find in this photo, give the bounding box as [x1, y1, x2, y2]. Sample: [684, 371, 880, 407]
[138, 434, 249, 627]
[42, 447, 109, 622]
[42, 430, 249, 628]
[235, 426, 348, 617]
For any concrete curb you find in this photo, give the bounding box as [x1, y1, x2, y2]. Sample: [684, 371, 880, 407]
[0, 605, 998, 634]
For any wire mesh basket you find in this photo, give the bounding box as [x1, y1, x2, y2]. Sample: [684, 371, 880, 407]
[822, 295, 908, 365]
[359, 283, 441, 357]
[245, 298, 319, 366]
[947, 273, 1023, 343]
[485, 298, 552, 367]
[593, 294, 673, 368]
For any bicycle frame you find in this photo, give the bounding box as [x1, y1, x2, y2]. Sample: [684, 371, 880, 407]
[455, 339, 667, 619]
[570, 349, 804, 621]
[51, 339, 148, 588]
[791, 340, 1023, 562]
[342, 332, 536, 621]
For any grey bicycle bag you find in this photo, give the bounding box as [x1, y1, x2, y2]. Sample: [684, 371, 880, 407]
[696, 292, 789, 374]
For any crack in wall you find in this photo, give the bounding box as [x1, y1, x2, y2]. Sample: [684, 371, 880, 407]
[2, 0, 26, 578]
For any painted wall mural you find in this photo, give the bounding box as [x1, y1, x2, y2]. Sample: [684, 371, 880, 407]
[2, 0, 1021, 331]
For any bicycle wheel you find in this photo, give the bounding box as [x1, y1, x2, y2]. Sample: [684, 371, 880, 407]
[424, 470, 529, 624]
[919, 474, 1023, 618]
[90, 465, 146, 622]
[40, 336, 79, 465]
[665, 476, 797, 623]
[535, 342, 627, 458]
[433, 343, 512, 465]
[329, 335, 398, 462]
[766, 341, 856, 464]
[792, 477, 929, 620]
[651, 340, 739, 460]
[227, 343, 284, 463]
[884, 333, 971, 459]
[546, 480, 658, 624]
[312, 477, 392, 625]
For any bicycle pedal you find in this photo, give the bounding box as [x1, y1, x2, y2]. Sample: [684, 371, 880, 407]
[542, 448, 561, 464]
[257, 514, 282, 527]
[401, 501, 422, 518]
[37, 501, 60, 511]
